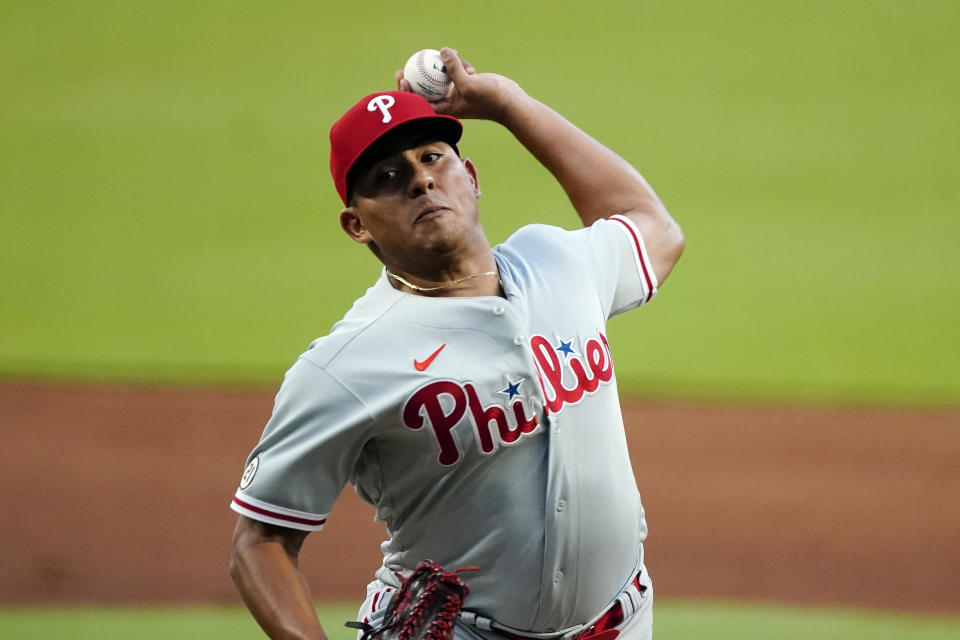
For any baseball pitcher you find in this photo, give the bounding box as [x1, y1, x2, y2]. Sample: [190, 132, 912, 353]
[229, 47, 685, 640]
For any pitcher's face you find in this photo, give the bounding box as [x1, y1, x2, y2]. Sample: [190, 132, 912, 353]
[340, 136, 483, 266]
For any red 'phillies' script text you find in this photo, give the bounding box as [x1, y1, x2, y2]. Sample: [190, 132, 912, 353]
[401, 331, 614, 465]
[529, 331, 614, 413]
[402, 382, 539, 465]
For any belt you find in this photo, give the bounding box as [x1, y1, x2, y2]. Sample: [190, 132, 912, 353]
[569, 571, 644, 640]
[459, 569, 646, 640]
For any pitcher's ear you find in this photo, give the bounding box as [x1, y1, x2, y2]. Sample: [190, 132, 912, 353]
[340, 207, 372, 244]
[462, 158, 481, 198]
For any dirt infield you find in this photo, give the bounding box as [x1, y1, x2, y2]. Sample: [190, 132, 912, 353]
[1, 382, 958, 615]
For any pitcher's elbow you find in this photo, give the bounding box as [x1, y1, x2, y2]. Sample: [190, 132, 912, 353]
[671, 221, 686, 262]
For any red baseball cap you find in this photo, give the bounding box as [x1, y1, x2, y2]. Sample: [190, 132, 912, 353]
[329, 91, 463, 205]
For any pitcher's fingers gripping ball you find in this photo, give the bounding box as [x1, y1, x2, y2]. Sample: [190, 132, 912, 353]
[403, 49, 452, 101]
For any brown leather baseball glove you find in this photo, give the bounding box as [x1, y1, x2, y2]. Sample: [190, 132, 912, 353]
[347, 560, 474, 640]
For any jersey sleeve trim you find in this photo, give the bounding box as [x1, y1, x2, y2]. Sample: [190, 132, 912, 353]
[609, 214, 659, 305]
[230, 491, 329, 532]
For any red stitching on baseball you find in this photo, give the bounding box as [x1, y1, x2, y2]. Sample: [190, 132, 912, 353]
[416, 51, 448, 87]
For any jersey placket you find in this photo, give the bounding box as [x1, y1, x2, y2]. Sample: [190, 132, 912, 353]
[496, 297, 579, 631]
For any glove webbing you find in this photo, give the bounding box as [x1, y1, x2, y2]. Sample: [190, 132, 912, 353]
[347, 561, 475, 640]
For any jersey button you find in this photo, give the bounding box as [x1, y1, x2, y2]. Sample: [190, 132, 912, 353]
[492, 305, 505, 315]
[513, 335, 524, 346]
[556, 500, 566, 512]
[553, 571, 564, 583]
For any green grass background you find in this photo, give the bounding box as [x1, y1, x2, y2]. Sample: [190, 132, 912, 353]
[2, 2, 959, 636]
[0, 0, 960, 405]
[2, 0, 958, 406]
[2, 603, 959, 640]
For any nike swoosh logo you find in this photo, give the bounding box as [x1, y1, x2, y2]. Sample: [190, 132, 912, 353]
[414, 344, 446, 371]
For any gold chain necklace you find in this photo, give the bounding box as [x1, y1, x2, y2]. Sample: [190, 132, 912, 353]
[388, 270, 499, 292]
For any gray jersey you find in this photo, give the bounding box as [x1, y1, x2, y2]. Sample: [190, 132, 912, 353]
[231, 215, 659, 632]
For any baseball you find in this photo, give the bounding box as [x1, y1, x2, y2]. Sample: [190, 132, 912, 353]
[403, 49, 451, 102]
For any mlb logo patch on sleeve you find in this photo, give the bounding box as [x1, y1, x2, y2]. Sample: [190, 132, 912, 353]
[239, 456, 259, 490]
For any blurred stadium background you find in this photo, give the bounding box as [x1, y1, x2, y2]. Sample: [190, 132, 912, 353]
[1, 1, 958, 638]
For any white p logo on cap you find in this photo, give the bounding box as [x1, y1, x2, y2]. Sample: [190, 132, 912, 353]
[367, 95, 396, 123]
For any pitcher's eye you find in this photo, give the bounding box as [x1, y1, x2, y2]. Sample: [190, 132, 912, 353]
[422, 152, 441, 162]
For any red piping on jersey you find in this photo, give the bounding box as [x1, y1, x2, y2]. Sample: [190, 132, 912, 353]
[232, 496, 327, 527]
[609, 216, 654, 303]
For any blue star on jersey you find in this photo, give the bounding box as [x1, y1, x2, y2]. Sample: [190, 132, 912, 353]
[497, 377, 524, 401]
[556, 338, 576, 359]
